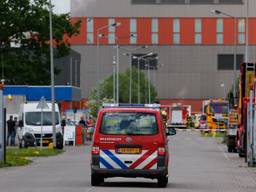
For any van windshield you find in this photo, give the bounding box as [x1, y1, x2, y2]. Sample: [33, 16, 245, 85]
[25, 112, 59, 126]
[100, 112, 158, 135]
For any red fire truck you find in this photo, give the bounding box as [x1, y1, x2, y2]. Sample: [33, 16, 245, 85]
[237, 63, 255, 157]
[167, 104, 190, 129]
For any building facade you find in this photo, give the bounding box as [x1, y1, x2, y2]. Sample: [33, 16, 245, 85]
[69, 0, 256, 101]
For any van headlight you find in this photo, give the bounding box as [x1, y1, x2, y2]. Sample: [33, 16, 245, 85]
[23, 127, 34, 133]
[56, 126, 62, 134]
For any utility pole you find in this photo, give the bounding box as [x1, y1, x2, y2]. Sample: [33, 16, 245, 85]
[49, 0, 56, 147]
[0, 84, 4, 162]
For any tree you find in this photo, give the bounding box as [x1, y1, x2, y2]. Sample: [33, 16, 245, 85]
[88, 68, 158, 119]
[0, 0, 80, 85]
[95, 67, 157, 103]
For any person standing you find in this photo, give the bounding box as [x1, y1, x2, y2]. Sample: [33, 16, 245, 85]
[79, 116, 88, 127]
[7, 116, 15, 146]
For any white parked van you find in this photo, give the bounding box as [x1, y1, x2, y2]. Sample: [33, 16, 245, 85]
[20, 102, 63, 149]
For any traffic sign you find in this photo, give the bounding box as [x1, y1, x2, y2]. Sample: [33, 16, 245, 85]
[37, 97, 49, 110]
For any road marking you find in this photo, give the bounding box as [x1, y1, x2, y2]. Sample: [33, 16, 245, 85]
[218, 146, 229, 160]
[86, 187, 94, 192]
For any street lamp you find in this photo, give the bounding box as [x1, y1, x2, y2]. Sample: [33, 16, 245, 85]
[212, 9, 237, 104]
[133, 52, 154, 103]
[144, 56, 159, 104]
[96, 22, 121, 102]
[112, 56, 116, 103]
[48, 0, 56, 147]
[121, 45, 148, 103]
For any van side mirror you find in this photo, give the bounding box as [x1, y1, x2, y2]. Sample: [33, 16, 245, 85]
[166, 128, 176, 136]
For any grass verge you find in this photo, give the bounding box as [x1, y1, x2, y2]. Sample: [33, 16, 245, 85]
[0, 148, 63, 168]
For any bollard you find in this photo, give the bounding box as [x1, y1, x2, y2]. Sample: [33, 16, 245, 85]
[212, 129, 217, 137]
[48, 142, 53, 150]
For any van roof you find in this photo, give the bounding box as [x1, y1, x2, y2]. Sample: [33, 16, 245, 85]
[100, 107, 159, 113]
[23, 102, 59, 112]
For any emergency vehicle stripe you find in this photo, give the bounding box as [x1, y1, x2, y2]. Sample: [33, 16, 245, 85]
[142, 157, 157, 170]
[136, 151, 157, 169]
[129, 149, 156, 169]
[102, 149, 128, 169]
[99, 157, 114, 169]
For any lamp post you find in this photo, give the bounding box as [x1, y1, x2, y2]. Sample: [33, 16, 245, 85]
[112, 56, 116, 103]
[121, 45, 148, 103]
[245, 0, 249, 63]
[49, 0, 56, 147]
[144, 56, 159, 104]
[96, 22, 121, 102]
[133, 52, 154, 103]
[212, 9, 237, 103]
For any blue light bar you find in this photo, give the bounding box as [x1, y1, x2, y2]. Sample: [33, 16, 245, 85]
[102, 103, 161, 108]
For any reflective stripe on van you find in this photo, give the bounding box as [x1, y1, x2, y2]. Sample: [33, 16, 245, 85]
[99, 149, 157, 170]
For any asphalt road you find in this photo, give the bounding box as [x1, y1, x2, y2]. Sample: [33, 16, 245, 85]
[1, 130, 256, 192]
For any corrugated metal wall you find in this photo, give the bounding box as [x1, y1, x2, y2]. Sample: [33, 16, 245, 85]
[72, 45, 256, 99]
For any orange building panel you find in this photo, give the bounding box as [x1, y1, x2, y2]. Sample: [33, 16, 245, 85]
[202, 18, 216, 45]
[115, 18, 130, 45]
[224, 18, 235, 45]
[159, 18, 173, 45]
[70, 17, 86, 44]
[249, 18, 256, 45]
[180, 18, 194, 45]
[94, 18, 109, 44]
[137, 18, 151, 45]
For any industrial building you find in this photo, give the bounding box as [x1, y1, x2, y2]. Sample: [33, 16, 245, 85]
[67, 0, 256, 111]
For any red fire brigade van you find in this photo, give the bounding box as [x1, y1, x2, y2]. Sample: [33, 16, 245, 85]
[91, 104, 176, 187]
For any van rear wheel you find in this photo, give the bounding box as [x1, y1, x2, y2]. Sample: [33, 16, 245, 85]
[91, 174, 104, 186]
[157, 175, 168, 188]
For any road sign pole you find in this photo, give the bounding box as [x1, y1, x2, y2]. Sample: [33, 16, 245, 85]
[0, 84, 4, 162]
[40, 109, 43, 149]
[37, 97, 49, 149]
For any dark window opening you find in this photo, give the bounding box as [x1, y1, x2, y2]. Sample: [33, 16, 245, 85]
[219, 0, 243, 4]
[217, 54, 244, 70]
[131, 0, 243, 4]
[190, 0, 214, 4]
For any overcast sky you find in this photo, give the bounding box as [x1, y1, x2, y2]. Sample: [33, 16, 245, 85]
[52, 0, 70, 14]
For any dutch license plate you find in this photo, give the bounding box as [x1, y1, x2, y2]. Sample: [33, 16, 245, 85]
[117, 148, 141, 154]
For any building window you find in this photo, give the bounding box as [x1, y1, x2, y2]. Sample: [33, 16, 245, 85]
[151, 18, 158, 44]
[130, 18, 137, 44]
[108, 33, 115, 44]
[195, 34, 201, 44]
[216, 18, 223, 44]
[87, 18, 94, 44]
[152, 34, 158, 44]
[238, 19, 245, 44]
[217, 54, 244, 70]
[130, 18, 137, 32]
[108, 18, 116, 44]
[173, 19, 180, 44]
[195, 19, 201, 44]
[152, 18, 158, 32]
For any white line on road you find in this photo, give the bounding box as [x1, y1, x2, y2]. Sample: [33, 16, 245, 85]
[86, 187, 94, 192]
[218, 145, 229, 160]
